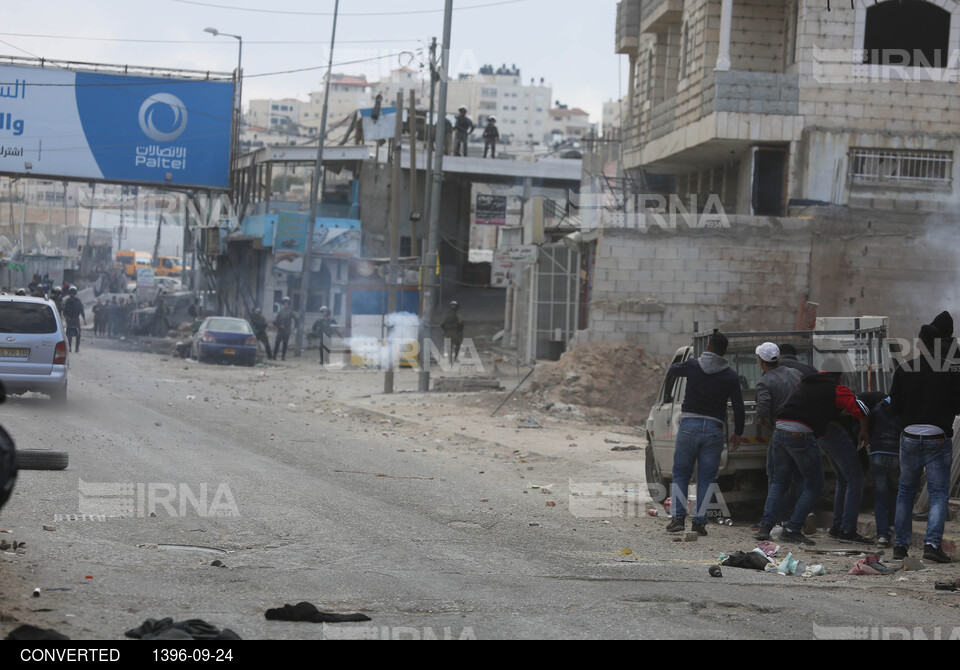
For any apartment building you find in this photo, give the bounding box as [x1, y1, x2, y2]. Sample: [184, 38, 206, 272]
[615, 0, 960, 215]
[446, 64, 554, 147]
[578, 0, 960, 356]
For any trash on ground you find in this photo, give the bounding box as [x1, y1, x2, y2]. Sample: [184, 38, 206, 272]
[125, 618, 241, 640]
[264, 602, 371, 624]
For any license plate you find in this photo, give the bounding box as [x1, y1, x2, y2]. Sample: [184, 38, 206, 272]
[224, 348, 236, 355]
[0, 347, 28, 358]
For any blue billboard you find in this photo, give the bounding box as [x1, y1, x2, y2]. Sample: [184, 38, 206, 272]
[0, 63, 233, 189]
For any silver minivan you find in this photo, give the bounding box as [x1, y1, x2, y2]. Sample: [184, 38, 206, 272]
[0, 296, 68, 402]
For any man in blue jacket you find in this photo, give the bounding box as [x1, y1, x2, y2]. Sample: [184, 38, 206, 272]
[665, 331, 745, 536]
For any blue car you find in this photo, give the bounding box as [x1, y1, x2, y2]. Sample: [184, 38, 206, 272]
[192, 317, 258, 366]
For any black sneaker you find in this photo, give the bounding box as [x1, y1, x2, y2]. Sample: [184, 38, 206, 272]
[839, 531, 874, 545]
[780, 529, 816, 546]
[923, 544, 953, 564]
[803, 513, 818, 536]
[691, 522, 708, 537]
[876, 536, 891, 548]
[665, 517, 685, 533]
[754, 525, 773, 541]
[893, 545, 909, 560]
[827, 525, 841, 540]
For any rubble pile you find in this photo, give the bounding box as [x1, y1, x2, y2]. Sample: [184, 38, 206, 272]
[521, 341, 664, 424]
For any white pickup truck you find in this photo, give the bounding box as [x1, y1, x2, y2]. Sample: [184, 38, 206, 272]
[644, 317, 892, 505]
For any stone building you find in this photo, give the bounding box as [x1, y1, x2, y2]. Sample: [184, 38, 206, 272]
[581, 0, 960, 356]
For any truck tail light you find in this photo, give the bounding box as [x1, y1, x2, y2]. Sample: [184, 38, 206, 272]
[54, 341, 67, 365]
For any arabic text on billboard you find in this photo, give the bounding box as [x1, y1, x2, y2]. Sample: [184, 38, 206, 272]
[0, 63, 233, 189]
[475, 194, 507, 226]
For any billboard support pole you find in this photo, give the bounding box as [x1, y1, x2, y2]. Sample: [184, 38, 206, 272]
[296, 0, 339, 357]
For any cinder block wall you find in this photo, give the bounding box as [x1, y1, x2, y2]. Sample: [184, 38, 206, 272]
[585, 210, 960, 357]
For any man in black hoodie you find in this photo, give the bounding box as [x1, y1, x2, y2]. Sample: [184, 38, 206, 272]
[665, 331, 744, 537]
[889, 323, 960, 563]
[756, 359, 868, 546]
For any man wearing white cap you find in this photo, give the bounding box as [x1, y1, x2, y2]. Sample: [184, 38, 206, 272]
[753, 343, 802, 538]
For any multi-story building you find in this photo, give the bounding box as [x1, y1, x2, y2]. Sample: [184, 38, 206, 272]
[545, 106, 593, 146]
[616, 0, 960, 216]
[446, 64, 554, 148]
[574, 0, 960, 356]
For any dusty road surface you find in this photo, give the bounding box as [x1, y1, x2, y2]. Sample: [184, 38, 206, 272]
[1, 342, 959, 640]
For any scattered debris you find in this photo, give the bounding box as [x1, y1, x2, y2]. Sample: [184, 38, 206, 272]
[264, 602, 370, 624]
[5, 625, 70, 641]
[42, 525, 55, 532]
[332, 470, 434, 481]
[126, 618, 241, 640]
[708, 566, 723, 578]
[902, 557, 926, 572]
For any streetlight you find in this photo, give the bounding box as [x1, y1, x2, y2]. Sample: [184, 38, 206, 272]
[204, 27, 243, 172]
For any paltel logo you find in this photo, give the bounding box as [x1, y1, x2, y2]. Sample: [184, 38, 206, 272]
[138, 93, 188, 143]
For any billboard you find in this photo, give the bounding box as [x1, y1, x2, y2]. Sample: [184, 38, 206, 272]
[0, 62, 233, 189]
[475, 194, 507, 226]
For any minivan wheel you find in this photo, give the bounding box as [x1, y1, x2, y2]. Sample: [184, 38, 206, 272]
[17, 450, 69, 471]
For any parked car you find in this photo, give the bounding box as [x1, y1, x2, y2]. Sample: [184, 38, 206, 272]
[0, 296, 69, 402]
[191, 317, 258, 366]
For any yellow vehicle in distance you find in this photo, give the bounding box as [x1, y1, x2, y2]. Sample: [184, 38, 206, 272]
[155, 256, 183, 278]
[115, 250, 153, 279]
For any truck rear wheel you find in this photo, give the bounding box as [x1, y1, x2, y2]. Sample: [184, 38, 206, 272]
[645, 442, 668, 504]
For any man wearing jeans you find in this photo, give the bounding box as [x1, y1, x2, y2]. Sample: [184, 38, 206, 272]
[665, 331, 744, 537]
[889, 324, 960, 563]
[756, 361, 868, 546]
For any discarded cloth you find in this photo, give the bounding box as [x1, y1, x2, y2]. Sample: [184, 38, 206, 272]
[719, 550, 773, 571]
[264, 602, 371, 624]
[125, 618, 242, 640]
[5, 625, 70, 640]
[848, 555, 895, 576]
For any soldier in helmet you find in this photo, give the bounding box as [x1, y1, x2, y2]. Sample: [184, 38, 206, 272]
[49, 285, 64, 315]
[311, 306, 341, 366]
[272, 297, 299, 361]
[483, 116, 500, 158]
[453, 107, 474, 157]
[250, 307, 274, 360]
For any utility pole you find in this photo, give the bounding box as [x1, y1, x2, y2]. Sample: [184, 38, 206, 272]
[409, 91, 419, 259]
[384, 91, 403, 394]
[418, 1, 453, 393]
[422, 38, 438, 258]
[296, 0, 339, 356]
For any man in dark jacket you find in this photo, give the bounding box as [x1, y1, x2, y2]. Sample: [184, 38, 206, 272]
[756, 359, 868, 546]
[860, 391, 900, 548]
[665, 331, 745, 537]
[250, 308, 274, 361]
[888, 324, 960, 563]
[778, 343, 818, 377]
[272, 297, 299, 362]
[62, 287, 86, 353]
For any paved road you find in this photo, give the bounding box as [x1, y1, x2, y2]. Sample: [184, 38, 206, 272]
[1, 344, 958, 640]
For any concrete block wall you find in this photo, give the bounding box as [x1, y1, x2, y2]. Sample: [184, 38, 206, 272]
[585, 207, 960, 358]
[728, 0, 791, 73]
[587, 220, 813, 357]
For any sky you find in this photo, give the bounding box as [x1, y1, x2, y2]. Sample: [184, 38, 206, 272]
[6, 0, 625, 122]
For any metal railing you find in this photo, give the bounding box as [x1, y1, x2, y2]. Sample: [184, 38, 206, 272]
[849, 148, 953, 187]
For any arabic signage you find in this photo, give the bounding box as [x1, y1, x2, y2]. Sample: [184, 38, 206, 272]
[0, 63, 233, 189]
[475, 194, 508, 226]
[491, 245, 537, 288]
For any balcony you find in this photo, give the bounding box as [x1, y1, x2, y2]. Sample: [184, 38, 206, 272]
[616, 0, 641, 55]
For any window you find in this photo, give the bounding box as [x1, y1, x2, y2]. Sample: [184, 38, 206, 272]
[849, 148, 954, 187]
[863, 0, 951, 68]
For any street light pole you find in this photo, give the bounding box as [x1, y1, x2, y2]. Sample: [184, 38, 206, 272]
[295, 0, 340, 356]
[204, 27, 243, 182]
